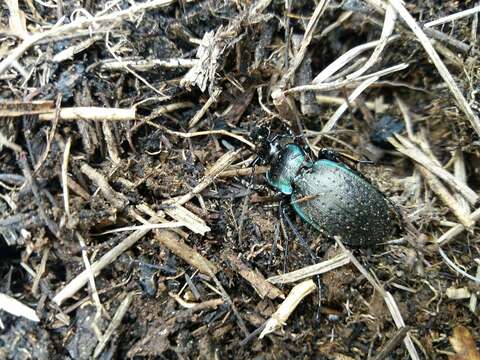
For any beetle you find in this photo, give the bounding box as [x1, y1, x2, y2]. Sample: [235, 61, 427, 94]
[255, 131, 396, 248]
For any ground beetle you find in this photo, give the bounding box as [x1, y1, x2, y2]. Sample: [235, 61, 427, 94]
[255, 130, 395, 248]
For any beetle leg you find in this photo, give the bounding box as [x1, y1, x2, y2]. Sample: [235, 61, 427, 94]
[279, 202, 323, 321]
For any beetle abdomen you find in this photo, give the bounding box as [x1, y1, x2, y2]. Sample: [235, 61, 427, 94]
[290, 159, 393, 247]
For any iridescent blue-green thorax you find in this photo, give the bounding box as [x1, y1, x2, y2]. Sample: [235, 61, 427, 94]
[266, 144, 394, 247]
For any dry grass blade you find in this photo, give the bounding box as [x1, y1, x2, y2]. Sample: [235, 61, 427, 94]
[52, 227, 150, 305]
[335, 239, 420, 359]
[347, 4, 397, 80]
[267, 252, 350, 284]
[0, 293, 39, 322]
[319, 75, 379, 134]
[311, 36, 399, 84]
[424, 5, 480, 28]
[0, 0, 177, 75]
[93, 292, 134, 358]
[390, 134, 478, 204]
[286, 63, 408, 94]
[437, 207, 480, 246]
[162, 204, 211, 235]
[389, 0, 480, 137]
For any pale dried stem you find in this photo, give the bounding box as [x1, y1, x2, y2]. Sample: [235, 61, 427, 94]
[53, 227, 147, 305]
[267, 252, 351, 284]
[226, 251, 284, 300]
[93, 292, 134, 358]
[259, 279, 316, 339]
[62, 137, 72, 216]
[335, 239, 420, 359]
[188, 88, 222, 128]
[53, 151, 237, 305]
[286, 63, 408, 94]
[219, 165, 268, 178]
[154, 231, 219, 275]
[31, 248, 49, 296]
[77, 232, 104, 340]
[0, 0, 177, 75]
[389, 0, 480, 137]
[0, 293, 39, 322]
[317, 75, 379, 136]
[347, 4, 397, 80]
[389, 134, 478, 204]
[164, 149, 242, 206]
[80, 163, 128, 209]
[437, 207, 480, 246]
[101, 58, 198, 71]
[424, 5, 480, 28]
[419, 167, 474, 228]
[311, 36, 400, 84]
[39, 107, 136, 121]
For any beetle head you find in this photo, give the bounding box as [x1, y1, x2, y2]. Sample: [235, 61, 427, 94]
[250, 123, 291, 165]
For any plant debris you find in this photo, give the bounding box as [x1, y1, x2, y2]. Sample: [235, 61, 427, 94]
[1, 0, 480, 358]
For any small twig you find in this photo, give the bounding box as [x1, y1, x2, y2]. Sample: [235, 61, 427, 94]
[93, 292, 134, 358]
[0, 100, 54, 116]
[53, 227, 150, 305]
[226, 251, 284, 300]
[62, 137, 72, 216]
[31, 248, 50, 296]
[39, 107, 136, 121]
[52, 35, 102, 63]
[317, 75, 379, 136]
[373, 326, 411, 360]
[0, 131, 22, 153]
[419, 167, 474, 229]
[100, 58, 197, 71]
[259, 279, 316, 339]
[438, 247, 480, 283]
[267, 252, 351, 284]
[219, 166, 268, 178]
[153, 231, 219, 275]
[335, 239, 420, 360]
[162, 203, 210, 235]
[437, 207, 480, 246]
[77, 232, 104, 340]
[188, 88, 222, 128]
[164, 149, 242, 206]
[93, 222, 185, 235]
[80, 163, 128, 209]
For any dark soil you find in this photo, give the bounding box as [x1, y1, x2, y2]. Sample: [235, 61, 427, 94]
[1, 0, 480, 359]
